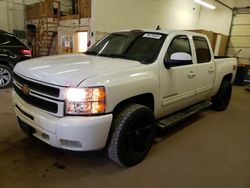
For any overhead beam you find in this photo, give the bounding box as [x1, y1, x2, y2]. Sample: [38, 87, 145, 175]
[215, 0, 233, 10]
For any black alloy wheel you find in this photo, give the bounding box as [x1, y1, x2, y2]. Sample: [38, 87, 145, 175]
[108, 104, 155, 166]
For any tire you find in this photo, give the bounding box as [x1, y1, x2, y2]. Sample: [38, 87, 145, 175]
[108, 104, 155, 167]
[212, 81, 232, 111]
[0, 64, 13, 88]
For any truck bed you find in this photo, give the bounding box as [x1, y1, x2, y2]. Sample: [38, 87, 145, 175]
[214, 56, 232, 59]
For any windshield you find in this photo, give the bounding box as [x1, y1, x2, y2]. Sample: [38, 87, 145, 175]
[85, 31, 167, 64]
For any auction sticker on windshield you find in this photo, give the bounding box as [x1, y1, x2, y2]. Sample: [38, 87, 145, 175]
[143, 33, 162, 39]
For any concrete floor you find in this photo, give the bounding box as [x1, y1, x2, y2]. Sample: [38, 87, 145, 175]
[0, 86, 249, 188]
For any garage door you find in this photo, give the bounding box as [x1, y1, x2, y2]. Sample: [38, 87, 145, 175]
[227, 9, 250, 65]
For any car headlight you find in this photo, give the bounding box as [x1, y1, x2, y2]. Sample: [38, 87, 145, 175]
[65, 87, 106, 115]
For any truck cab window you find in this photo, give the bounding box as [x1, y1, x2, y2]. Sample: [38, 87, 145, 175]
[86, 32, 166, 64]
[164, 35, 192, 66]
[193, 36, 211, 63]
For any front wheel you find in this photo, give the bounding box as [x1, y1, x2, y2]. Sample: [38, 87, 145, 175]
[212, 81, 232, 111]
[107, 104, 155, 167]
[0, 65, 12, 88]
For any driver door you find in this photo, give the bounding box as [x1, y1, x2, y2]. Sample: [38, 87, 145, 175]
[158, 35, 197, 117]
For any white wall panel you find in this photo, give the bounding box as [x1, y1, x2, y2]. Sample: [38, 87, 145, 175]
[95, 0, 233, 36]
[233, 14, 250, 25]
[231, 25, 250, 36]
[95, 0, 201, 33]
[236, 58, 250, 65]
[229, 37, 250, 48]
[220, 0, 235, 8]
[227, 10, 250, 65]
[0, 1, 9, 31]
[234, 0, 250, 7]
[198, 1, 233, 35]
[11, 4, 25, 30]
[227, 48, 250, 59]
[0, 0, 25, 32]
[24, 0, 39, 5]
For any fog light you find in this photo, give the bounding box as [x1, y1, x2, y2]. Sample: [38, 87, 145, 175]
[41, 133, 49, 140]
[60, 139, 82, 148]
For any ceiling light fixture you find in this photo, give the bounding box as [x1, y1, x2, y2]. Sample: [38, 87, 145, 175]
[194, 0, 216, 9]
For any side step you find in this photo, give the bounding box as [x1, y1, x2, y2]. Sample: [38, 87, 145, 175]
[156, 101, 212, 130]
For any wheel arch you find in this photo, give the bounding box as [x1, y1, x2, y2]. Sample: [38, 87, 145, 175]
[0, 58, 14, 69]
[105, 93, 155, 149]
[112, 93, 155, 116]
[222, 73, 233, 82]
[212, 73, 234, 97]
[212, 79, 232, 111]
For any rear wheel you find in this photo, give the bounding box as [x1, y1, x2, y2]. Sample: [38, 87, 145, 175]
[0, 65, 12, 88]
[108, 104, 155, 167]
[212, 81, 232, 111]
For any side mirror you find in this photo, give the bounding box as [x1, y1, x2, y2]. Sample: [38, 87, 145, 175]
[164, 52, 192, 69]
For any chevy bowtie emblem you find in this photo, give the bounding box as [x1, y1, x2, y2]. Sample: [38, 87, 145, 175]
[21, 84, 30, 95]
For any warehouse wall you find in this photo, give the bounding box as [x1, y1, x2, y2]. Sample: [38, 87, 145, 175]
[234, 0, 250, 7]
[2, 0, 250, 36]
[198, 1, 233, 35]
[94, 0, 235, 36]
[0, 1, 9, 31]
[24, 0, 39, 5]
[0, 0, 25, 32]
[95, 0, 201, 32]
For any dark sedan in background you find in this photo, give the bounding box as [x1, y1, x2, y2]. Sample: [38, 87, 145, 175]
[0, 30, 31, 88]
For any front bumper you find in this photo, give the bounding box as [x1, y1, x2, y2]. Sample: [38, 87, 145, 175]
[12, 91, 113, 151]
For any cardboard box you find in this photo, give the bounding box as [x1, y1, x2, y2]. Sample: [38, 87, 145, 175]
[214, 34, 229, 56]
[26, 3, 40, 19]
[79, 0, 91, 18]
[26, 0, 54, 20]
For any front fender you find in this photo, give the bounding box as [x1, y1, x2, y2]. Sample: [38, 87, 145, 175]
[79, 64, 159, 113]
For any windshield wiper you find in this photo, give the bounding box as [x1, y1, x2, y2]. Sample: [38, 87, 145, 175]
[84, 51, 98, 56]
[99, 53, 130, 59]
[84, 52, 125, 59]
[85, 52, 139, 62]
[100, 53, 142, 62]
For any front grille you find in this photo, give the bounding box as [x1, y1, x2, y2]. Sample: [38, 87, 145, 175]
[14, 85, 58, 113]
[13, 73, 60, 97]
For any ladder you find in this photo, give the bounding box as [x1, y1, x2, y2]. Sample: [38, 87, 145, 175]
[33, 0, 60, 58]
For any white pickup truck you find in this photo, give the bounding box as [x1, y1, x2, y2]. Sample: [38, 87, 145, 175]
[12, 30, 237, 166]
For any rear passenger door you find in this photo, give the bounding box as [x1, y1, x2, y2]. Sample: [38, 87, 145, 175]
[192, 36, 215, 99]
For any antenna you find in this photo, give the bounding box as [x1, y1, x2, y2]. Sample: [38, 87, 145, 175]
[156, 25, 161, 30]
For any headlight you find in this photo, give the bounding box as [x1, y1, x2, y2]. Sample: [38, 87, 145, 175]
[65, 87, 106, 115]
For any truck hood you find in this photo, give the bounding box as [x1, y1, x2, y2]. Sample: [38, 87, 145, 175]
[14, 54, 141, 87]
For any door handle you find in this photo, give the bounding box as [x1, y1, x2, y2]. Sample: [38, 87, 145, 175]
[187, 71, 196, 78]
[208, 68, 214, 73]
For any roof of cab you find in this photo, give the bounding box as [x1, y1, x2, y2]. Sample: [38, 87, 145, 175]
[113, 29, 205, 37]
